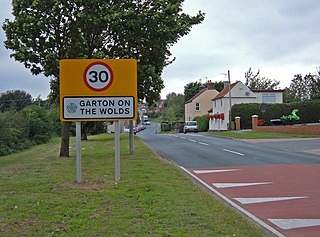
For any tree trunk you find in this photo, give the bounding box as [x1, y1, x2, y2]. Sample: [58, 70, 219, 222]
[59, 122, 71, 157]
[81, 122, 88, 140]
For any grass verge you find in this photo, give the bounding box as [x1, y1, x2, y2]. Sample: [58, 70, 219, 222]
[0, 134, 268, 237]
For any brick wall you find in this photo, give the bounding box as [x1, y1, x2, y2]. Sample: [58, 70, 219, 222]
[251, 115, 320, 135]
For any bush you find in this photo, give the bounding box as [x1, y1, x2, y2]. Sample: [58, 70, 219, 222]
[194, 115, 209, 132]
[21, 105, 54, 144]
[0, 110, 30, 156]
[0, 105, 58, 156]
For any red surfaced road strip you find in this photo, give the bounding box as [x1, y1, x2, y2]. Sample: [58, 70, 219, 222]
[187, 164, 320, 237]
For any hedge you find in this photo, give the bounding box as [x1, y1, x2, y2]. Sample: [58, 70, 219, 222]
[231, 99, 320, 129]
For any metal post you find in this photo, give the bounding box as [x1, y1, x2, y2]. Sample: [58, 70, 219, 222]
[114, 121, 121, 183]
[228, 70, 232, 130]
[76, 122, 82, 183]
[129, 120, 134, 155]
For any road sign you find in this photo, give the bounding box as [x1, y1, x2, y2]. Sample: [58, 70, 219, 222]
[60, 59, 137, 122]
[84, 62, 114, 92]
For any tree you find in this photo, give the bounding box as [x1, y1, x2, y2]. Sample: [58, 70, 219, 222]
[184, 81, 202, 102]
[0, 90, 33, 112]
[3, 0, 204, 156]
[215, 81, 224, 92]
[310, 67, 320, 100]
[163, 92, 184, 121]
[288, 71, 320, 101]
[245, 68, 280, 90]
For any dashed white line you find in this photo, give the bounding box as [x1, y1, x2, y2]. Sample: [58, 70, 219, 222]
[188, 139, 197, 143]
[222, 148, 244, 156]
[198, 142, 209, 146]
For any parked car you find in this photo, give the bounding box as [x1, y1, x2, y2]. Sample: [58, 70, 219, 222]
[183, 121, 198, 133]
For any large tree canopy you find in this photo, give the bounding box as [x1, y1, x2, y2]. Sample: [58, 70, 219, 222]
[3, 0, 204, 157]
[3, 0, 205, 104]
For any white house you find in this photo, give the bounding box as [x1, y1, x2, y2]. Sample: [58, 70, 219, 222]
[209, 81, 284, 131]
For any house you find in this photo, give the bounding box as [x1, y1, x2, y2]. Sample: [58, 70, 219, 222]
[185, 81, 219, 121]
[209, 81, 284, 131]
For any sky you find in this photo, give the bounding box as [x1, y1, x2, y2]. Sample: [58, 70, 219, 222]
[1, 0, 320, 100]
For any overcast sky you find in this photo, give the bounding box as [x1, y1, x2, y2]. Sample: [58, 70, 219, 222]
[1, 0, 320, 99]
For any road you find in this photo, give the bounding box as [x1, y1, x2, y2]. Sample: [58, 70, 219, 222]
[137, 122, 320, 237]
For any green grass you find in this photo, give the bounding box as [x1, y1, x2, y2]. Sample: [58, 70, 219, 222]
[0, 134, 268, 237]
[208, 130, 319, 139]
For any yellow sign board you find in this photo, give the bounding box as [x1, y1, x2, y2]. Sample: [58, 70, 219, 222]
[60, 59, 137, 121]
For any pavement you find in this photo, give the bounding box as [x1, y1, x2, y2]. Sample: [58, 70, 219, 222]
[239, 138, 320, 156]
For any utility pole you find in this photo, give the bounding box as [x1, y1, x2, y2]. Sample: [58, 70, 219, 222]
[228, 70, 232, 130]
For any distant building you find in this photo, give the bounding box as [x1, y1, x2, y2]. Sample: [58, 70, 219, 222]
[185, 80, 219, 121]
[209, 81, 284, 131]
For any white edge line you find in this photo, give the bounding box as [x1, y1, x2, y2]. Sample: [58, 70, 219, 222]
[179, 166, 285, 237]
[188, 139, 197, 143]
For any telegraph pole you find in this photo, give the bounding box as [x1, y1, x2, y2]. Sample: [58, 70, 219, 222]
[228, 70, 232, 130]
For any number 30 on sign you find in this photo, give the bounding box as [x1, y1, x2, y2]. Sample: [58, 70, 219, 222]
[84, 62, 114, 92]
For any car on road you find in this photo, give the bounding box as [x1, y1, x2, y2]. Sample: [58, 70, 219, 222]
[183, 121, 198, 133]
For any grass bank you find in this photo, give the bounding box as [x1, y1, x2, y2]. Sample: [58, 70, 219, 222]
[0, 134, 268, 237]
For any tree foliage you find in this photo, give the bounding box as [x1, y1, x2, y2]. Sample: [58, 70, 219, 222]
[288, 70, 320, 101]
[0, 90, 33, 112]
[184, 81, 202, 102]
[245, 68, 280, 90]
[163, 92, 184, 121]
[3, 0, 204, 104]
[3, 0, 204, 156]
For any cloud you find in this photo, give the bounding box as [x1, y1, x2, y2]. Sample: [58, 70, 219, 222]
[161, 0, 320, 98]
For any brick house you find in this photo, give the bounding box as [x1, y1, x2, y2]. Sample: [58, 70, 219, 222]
[185, 81, 219, 121]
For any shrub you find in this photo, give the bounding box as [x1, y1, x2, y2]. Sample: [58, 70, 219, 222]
[21, 105, 54, 144]
[194, 115, 209, 132]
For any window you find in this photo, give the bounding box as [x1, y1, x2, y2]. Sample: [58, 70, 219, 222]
[262, 93, 276, 103]
[214, 101, 216, 108]
[195, 103, 200, 111]
[220, 100, 223, 107]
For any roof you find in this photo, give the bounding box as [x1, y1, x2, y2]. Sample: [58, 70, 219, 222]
[186, 88, 206, 104]
[212, 81, 239, 101]
[251, 89, 285, 93]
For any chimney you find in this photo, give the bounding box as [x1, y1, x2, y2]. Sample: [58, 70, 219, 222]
[223, 81, 230, 89]
[206, 80, 215, 90]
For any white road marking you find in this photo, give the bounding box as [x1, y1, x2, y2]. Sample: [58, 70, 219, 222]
[234, 196, 309, 204]
[188, 139, 197, 143]
[194, 169, 240, 174]
[179, 166, 285, 237]
[222, 148, 244, 156]
[212, 182, 272, 188]
[269, 219, 320, 230]
[198, 142, 209, 146]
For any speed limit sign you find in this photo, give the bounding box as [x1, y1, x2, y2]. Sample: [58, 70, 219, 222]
[59, 59, 137, 122]
[84, 62, 114, 92]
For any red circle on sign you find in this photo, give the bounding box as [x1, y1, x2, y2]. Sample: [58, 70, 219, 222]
[83, 62, 114, 92]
